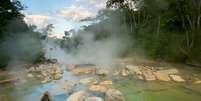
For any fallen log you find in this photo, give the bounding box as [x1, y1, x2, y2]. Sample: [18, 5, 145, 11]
[0, 78, 19, 84]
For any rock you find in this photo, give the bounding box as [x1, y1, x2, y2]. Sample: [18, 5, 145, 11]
[89, 85, 107, 93]
[40, 91, 53, 101]
[121, 69, 129, 76]
[99, 80, 113, 89]
[67, 91, 87, 101]
[85, 97, 104, 101]
[126, 65, 142, 75]
[53, 73, 62, 80]
[72, 67, 96, 75]
[143, 70, 156, 81]
[169, 75, 185, 82]
[154, 71, 171, 81]
[41, 77, 51, 84]
[96, 68, 109, 76]
[105, 89, 125, 101]
[27, 73, 34, 78]
[137, 75, 144, 80]
[159, 69, 179, 74]
[79, 77, 97, 85]
[193, 80, 201, 84]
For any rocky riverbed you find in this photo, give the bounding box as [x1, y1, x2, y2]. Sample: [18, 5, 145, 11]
[0, 60, 201, 101]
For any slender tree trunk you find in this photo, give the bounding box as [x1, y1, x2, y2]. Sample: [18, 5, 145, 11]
[156, 16, 161, 38]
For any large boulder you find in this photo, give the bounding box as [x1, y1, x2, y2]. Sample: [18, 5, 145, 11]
[67, 91, 87, 101]
[105, 89, 125, 101]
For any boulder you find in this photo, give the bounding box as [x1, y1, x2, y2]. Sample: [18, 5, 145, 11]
[67, 91, 87, 101]
[105, 89, 125, 101]
[143, 70, 156, 81]
[85, 97, 104, 101]
[154, 71, 171, 81]
[40, 91, 53, 101]
[169, 75, 185, 82]
[79, 77, 97, 85]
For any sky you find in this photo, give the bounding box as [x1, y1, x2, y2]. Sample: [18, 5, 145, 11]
[18, 0, 107, 38]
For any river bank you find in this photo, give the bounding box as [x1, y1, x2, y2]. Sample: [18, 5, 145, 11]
[0, 58, 201, 101]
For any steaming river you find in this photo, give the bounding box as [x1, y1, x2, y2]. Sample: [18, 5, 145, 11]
[0, 63, 201, 101]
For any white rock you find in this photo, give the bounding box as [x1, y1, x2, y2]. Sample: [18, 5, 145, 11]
[169, 75, 185, 82]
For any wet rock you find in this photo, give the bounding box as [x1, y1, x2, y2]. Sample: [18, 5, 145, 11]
[85, 97, 104, 101]
[154, 71, 171, 81]
[40, 91, 53, 101]
[99, 80, 113, 89]
[89, 85, 107, 93]
[96, 68, 109, 76]
[143, 70, 156, 81]
[67, 91, 87, 101]
[79, 77, 97, 85]
[105, 89, 125, 101]
[126, 65, 142, 75]
[72, 67, 96, 75]
[169, 75, 185, 82]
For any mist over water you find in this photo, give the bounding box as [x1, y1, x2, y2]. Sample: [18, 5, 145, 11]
[45, 31, 130, 66]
